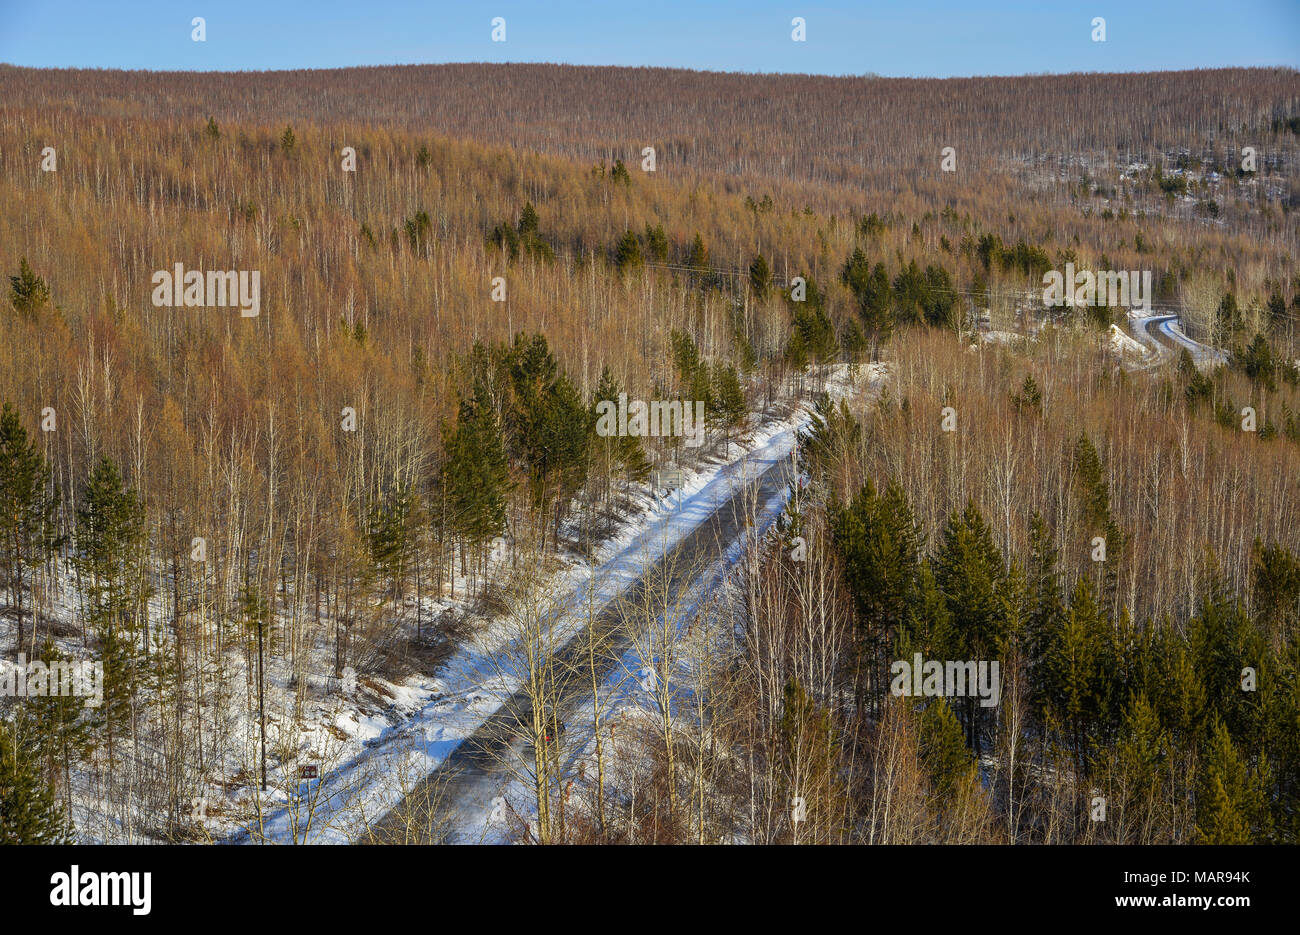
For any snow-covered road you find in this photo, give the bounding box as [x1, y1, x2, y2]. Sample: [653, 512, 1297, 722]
[225, 371, 875, 844]
[1130, 311, 1227, 367]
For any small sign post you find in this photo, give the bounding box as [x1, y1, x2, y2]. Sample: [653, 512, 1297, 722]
[295, 764, 320, 805]
[660, 468, 684, 511]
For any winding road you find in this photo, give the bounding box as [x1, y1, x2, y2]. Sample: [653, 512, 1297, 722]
[1131, 312, 1228, 367]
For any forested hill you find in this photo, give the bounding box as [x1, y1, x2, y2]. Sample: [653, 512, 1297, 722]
[2, 62, 1299, 844]
[3, 64, 1297, 188]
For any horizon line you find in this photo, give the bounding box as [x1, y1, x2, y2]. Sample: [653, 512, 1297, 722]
[2, 60, 1296, 83]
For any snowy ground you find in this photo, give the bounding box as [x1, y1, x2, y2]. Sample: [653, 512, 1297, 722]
[231, 365, 877, 843]
[470, 477, 795, 844]
[452, 366, 882, 844]
[0, 365, 879, 844]
[238, 415, 801, 841]
[1108, 322, 1154, 363]
[978, 330, 1032, 348]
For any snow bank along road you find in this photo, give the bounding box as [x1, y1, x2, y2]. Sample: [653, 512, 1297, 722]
[367, 442, 799, 843]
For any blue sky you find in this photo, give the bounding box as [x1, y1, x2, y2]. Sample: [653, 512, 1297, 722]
[0, 0, 1295, 77]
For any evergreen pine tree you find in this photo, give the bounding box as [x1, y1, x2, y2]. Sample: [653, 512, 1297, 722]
[1025, 512, 1064, 724]
[72, 456, 146, 759]
[1041, 577, 1117, 770]
[0, 719, 74, 843]
[0, 402, 60, 654]
[1151, 628, 1207, 750]
[799, 395, 861, 486]
[830, 479, 923, 641]
[26, 640, 95, 795]
[73, 456, 147, 638]
[518, 201, 540, 236]
[841, 250, 893, 360]
[642, 223, 668, 263]
[503, 334, 590, 548]
[1194, 716, 1273, 843]
[442, 391, 509, 577]
[840, 318, 868, 366]
[709, 362, 747, 444]
[1251, 540, 1300, 644]
[784, 328, 809, 373]
[367, 485, 416, 601]
[919, 698, 976, 801]
[686, 233, 709, 270]
[8, 258, 51, 318]
[922, 264, 957, 328]
[613, 230, 643, 271]
[748, 254, 772, 299]
[932, 501, 1009, 752]
[1110, 692, 1168, 841]
[670, 330, 702, 388]
[1190, 567, 1263, 744]
[1072, 432, 1124, 601]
